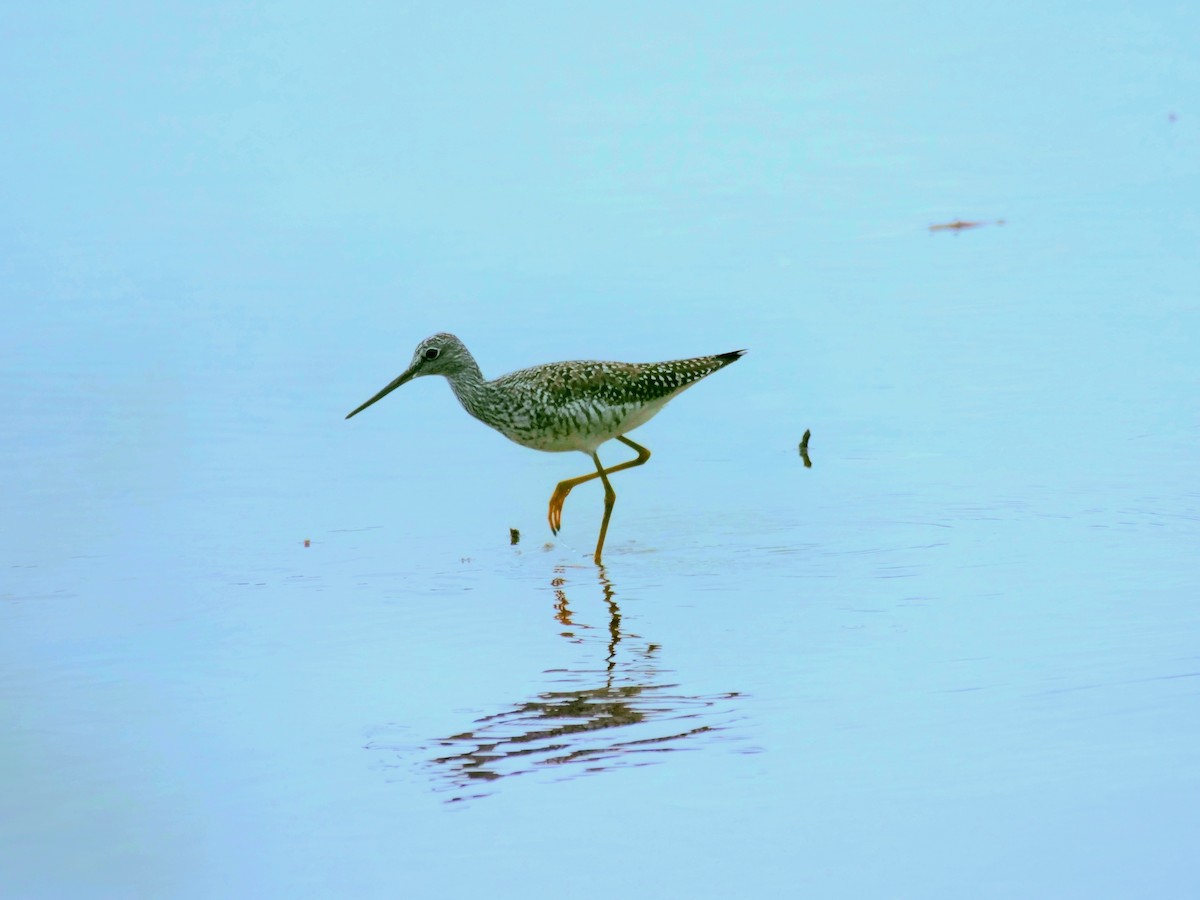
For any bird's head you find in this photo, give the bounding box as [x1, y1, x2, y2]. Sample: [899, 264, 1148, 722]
[345, 332, 472, 419]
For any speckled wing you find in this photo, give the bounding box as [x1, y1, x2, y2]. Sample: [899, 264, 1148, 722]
[504, 350, 743, 404]
[484, 350, 746, 452]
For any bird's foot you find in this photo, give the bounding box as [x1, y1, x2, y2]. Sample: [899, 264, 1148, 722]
[547, 484, 573, 534]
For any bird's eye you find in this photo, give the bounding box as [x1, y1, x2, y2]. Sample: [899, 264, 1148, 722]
[423, 347, 440, 361]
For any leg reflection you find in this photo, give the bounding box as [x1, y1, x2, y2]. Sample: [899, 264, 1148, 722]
[405, 565, 742, 802]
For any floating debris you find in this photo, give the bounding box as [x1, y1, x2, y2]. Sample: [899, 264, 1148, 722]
[509, 527, 520, 545]
[303, 539, 311, 548]
[799, 429, 812, 468]
[929, 218, 1005, 233]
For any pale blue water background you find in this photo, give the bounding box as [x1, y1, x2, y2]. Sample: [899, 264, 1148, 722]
[3, 2, 1199, 897]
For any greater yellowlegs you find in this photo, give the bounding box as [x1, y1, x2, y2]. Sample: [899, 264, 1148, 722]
[346, 333, 746, 563]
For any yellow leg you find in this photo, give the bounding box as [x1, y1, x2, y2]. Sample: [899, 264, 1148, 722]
[547, 436, 651, 559]
[592, 457, 615, 564]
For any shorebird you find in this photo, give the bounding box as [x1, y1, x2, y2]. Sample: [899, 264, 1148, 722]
[346, 333, 746, 563]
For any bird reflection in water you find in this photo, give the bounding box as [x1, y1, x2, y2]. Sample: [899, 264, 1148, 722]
[419, 566, 742, 802]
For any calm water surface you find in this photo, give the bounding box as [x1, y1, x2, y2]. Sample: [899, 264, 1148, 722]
[3, 3, 1199, 897]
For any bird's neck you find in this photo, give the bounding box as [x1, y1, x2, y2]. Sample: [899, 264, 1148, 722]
[443, 359, 491, 421]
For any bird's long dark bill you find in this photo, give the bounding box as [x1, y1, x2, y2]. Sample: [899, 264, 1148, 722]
[345, 368, 416, 419]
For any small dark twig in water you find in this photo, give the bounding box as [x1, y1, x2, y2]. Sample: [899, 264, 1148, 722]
[799, 429, 812, 468]
[929, 218, 1005, 234]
